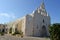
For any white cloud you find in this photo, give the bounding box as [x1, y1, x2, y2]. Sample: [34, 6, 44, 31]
[0, 13, 16, 19]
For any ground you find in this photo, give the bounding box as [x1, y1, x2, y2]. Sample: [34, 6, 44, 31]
[0, 34, 50, 40]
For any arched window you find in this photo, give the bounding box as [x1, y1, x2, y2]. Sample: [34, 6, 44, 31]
[43, 19, 44, 23]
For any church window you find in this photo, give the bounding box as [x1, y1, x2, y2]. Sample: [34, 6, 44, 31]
[43, 19, 44, 23]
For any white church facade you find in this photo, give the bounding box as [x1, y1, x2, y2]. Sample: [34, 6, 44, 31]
[7, 1, 50, 37]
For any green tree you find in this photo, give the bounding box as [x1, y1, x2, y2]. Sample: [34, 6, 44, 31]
[49, 23, 60, 40]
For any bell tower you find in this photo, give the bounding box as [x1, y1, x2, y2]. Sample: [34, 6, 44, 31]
[40, 0, 45, 10]
[39, 0, 47, 16]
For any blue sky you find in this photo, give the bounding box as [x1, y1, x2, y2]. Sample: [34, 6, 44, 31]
[0, 0, 60, 24]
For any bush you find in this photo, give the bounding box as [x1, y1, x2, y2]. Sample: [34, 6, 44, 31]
[12, 30, 23, 38]
[0, 32, 4, 36]
[49, 23, 60, 40]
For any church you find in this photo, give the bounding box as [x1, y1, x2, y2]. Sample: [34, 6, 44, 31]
[7, 1, 50, 37]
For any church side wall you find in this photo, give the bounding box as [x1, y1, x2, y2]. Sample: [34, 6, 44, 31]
[25, 15, 33, 36]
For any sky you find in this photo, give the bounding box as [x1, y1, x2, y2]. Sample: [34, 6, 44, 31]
[0, 0, 60, 24]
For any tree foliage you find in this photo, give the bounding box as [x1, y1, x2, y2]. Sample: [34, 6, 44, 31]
[49, 23, 60, 40]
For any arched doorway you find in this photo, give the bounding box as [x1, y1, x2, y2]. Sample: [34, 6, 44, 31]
[41, 25, 47, 37]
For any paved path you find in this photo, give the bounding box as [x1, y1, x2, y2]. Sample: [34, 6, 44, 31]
[0, 34, 50, 40]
